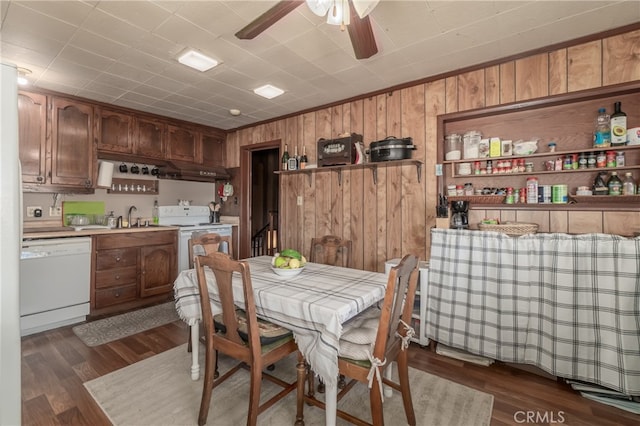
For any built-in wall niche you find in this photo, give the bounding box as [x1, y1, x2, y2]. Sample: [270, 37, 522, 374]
[107, 178, 158, 195]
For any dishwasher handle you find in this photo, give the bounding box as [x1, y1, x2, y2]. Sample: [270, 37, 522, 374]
[20, 251, 51, 260]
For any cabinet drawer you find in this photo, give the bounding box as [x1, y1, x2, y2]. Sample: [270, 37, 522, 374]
[96, 247, 138, 269]
[95, 284, 137, 308]
[95, 231, 176, 250]
[95, 266, 137, 289]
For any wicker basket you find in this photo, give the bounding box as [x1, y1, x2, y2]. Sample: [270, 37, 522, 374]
[477, 221, 539, 237]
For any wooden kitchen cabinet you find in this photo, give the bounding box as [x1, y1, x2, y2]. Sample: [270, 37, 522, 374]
[201, 129, 226, 167]
[18, 91, 47, 185]
[134, 116, 166, 160]
[96, 107, 134, 154]
[19, 91, 96, 192]
[167, 124, 200, 163]
[50, 96, 95, 188]
[91, 230, 177, 316]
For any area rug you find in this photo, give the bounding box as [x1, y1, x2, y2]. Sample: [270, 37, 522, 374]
[85, 344, 493, 425]
[73, 302, 180, 346]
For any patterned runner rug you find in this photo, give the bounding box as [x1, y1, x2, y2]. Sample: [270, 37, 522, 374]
[85, 344, 494, 425]
[72, 302, 180, 346]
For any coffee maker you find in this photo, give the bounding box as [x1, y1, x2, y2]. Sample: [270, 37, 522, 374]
[450, 201, 469, 229]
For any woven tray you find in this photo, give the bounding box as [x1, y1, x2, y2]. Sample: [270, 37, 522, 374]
[478, 221, 539, 236]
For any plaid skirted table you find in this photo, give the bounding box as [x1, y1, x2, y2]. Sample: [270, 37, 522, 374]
[427, 229, 640, 396]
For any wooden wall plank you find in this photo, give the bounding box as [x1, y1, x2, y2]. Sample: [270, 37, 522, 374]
[302, 113, 316, 258]
[445, 76, 458, 113]
[331, 105, 345, 237]
[315, 108, 333, 238]
[362, 97, 378, 271]
[385, 90, 403, 268]
[515, 53, 549, 101]
[603, 212, 640, 236]
[549, 210, 568, 233]
[457, 69, 485, 111]
[499, 62, 516, 104]
[603, 29, 640, 85]
[425, 79, 446, 249]
[400, 85, 427, 260]
[567, 40, 602, 92]
[349, 99, 365, 269]
[567, 211, 603, 234]
[375, 93, 388, 271]
[548, 49, 567, 96]
[516, 210, 550, 232]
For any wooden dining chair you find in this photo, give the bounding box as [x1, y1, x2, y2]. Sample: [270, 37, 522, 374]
[187, 232, 233, 354]
[309, 235, 353, 268]
[194, 252, 299, 426]
[295, 254, 419, 426]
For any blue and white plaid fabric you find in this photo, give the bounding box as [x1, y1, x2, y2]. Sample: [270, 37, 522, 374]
[174, 255, 387, 387]
[427, 228, 640, 396]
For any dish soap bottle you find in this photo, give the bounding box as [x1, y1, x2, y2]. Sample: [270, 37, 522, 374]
[610, 102, 627, 146]
[152, 199, 159, 224]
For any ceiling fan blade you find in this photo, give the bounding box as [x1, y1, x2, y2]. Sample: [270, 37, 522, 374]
[235, 1, 304, 40]
[347, 0, 378, 59]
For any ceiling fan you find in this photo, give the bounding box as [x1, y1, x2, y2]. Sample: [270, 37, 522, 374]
[235, 0, 380, 60]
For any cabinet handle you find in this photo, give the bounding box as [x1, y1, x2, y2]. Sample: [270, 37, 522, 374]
[115, 275, 120, 280]
[115, 257, 121, 262]
[37, 176, 44, 182]
[114, 290, 121, 297]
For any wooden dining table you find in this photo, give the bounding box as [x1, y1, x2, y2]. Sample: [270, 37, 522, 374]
[173, 255, 388, 426]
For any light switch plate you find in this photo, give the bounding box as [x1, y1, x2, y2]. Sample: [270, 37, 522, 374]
[297, 196, 303, 206]
[26, 206, 42, 217]
[49, 206, 62, 217]
[435, 164, 443, 176]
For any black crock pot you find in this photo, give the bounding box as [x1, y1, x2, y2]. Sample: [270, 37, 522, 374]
[368, 136, 415, 162]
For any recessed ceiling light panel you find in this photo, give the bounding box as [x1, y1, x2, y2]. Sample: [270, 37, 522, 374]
[177, 49, 218, 72]
[253, 84, 285, 99]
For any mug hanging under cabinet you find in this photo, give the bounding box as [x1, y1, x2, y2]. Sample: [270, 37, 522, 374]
[107, 178, 159, 195]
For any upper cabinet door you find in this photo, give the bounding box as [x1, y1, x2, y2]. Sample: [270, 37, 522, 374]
[134, 116, 166, 160]
[96, 108, 133, 154]
[50, 96, 95, 188]
[167, 124, 201, 163]
[18, 91, 48, 184]
[201, 130, 226, 168]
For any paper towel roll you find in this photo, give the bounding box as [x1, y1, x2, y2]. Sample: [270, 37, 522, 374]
[97, 161, 114, 188]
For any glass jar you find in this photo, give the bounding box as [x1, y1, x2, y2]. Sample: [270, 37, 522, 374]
[445, 134, 462, 160]
[616, 151, 625, 167]
[606, 150, 616, 168]
[578, 153, 587, 169]
[587, 152, 597, 168]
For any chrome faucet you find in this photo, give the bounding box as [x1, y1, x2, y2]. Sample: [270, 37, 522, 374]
[127, 205, 137, 228]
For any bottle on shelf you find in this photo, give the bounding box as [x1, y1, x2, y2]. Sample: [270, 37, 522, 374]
[281, 144, 290, 171]
[299, 146, 308, 169]
[593, 107, 611, 148]
[607, 171, 622, 196]
[622, 172, 636, 196]
[288, 146, 298, 170]
[610, 101, 627, 146]
[152, 199, 159, 224]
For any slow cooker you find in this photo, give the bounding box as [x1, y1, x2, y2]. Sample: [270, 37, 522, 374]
[368, 136, 415, 162]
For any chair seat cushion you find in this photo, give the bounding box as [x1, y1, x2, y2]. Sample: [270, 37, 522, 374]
[214, 309, 292, 345]
[338, 306, 381, 361]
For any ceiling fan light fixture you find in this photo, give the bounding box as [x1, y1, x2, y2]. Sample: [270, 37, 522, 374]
[326, 0, 350, 26]
[17, 67, 32, 86]
[253, 84, 285, 99]
[306, 0, 331, 16]
[352, 0, 379, 18]
[177, 49, 218, 72]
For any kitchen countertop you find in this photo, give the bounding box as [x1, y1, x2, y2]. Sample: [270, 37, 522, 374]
[23, 225, 179, 240]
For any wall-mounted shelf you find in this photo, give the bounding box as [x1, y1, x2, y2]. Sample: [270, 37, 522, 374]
[107, 178, 158, 194]
[275, 159, 422, 186]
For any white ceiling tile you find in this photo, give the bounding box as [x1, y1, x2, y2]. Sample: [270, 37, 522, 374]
[93, 72, 143, 91]
[96, 0, 173, 31]
[69, 29, 128, 60]
[82, 8, 148, 46]
[12, 0, 93, 27]
[58, 45, 115, 71]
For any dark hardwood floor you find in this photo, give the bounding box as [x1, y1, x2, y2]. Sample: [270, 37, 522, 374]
[21, 319, 639, 425]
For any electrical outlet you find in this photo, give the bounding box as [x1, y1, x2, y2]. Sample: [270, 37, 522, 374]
[49, 206, 62, 217]
[26, 206, 42, 218]
[297, 196, 303, 206]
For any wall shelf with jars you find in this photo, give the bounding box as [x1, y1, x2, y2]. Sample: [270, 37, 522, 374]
[437, 81, 640, 208]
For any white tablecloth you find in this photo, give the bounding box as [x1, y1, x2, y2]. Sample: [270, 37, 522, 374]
[174, 255, 387, 387]
[427, 229, 640, 395]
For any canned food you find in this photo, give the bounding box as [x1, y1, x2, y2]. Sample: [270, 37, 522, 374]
[552, 184, 568, 203]
[538, 185, 552, 203]
[526, 177, 538, 204]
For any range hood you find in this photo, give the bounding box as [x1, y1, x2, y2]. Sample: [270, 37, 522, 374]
[157, 161, 230, 183]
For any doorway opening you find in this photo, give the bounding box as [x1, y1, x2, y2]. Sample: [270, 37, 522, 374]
[239, 140, 280, 259]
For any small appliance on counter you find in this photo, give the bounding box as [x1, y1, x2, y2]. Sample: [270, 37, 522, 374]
[450, 200, 469, 229]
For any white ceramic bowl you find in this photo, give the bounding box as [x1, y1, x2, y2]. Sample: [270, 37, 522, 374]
[271, 266, 305, 278]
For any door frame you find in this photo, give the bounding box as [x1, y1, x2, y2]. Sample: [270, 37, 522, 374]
[239, 139, 281, 259]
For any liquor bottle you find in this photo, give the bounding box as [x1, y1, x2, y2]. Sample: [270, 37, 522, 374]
[299, 146, 308, 169]
[622, 172, 636, 195]
[281, 144, 289, 171]
[593, 108, 610, 148]
[288, 146, 298, 170]
[610, 102, 627, 146]
[607, 171, 622, 196]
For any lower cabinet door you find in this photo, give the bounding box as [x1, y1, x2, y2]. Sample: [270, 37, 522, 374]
[139, 243, 176, 297]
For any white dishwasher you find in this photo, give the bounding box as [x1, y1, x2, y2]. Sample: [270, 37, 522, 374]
[20, 237, 91, 336]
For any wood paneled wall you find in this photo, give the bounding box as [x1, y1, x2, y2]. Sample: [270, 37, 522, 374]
[226, 27, 640, 272]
